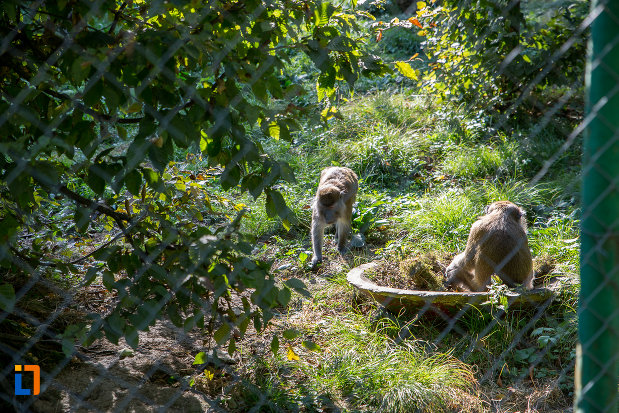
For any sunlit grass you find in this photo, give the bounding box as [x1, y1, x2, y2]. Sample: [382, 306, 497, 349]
[441, 144, 506, 180]
[234, 313, 480, 413]
[312, 315, 479, 412]
[400, 188, 478, 253]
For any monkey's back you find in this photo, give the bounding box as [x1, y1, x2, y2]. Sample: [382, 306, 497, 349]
[318, 167, 358, 197]
[468, 214, 533, 284]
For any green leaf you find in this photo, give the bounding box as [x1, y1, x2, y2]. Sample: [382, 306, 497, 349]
[298, 251, 309, 264]
[93, 246, 121, 261]
[102, 270, 115, 290]
[148, 136, 173, 171]
[285, 278, 311, 298]
[117, 125, 128, 140]
[268, 122, 280, 140]
[0, 284, 15, 313]
[7, 174, 34, 210]
[302, 340, 321, 351]
[265, 191, 277, 218]
[279, 162, 296, 183]
[167, 302, 183, 327]
[105, 312, 124, 345]
[184, 316, 196, 332]
[102, 83, 120, 112]
[83, 78, 104, 107]
[142, 167, 165, 192]
[314, 2, 334, 26]
[284, 278, 306, 291]
[124, 325, 139, 348]
[317, 67, 336, 100]
[214, 323, 231, 345]
[523, 54, 532, 63]
[252, 80, 268, 102]
[75, 206, 91, 233]
[193, 351, 207, 365]
[221, 165, 241, 190]
[125, 169, 142, 196]
[265, 188, 296, 225]
[327, 36, 354, 52]
[84, 266, 99, 286]
[228, 338, 236, 355]
[283, 328, 301, 340]
[126, 102, 142, 114]
[270, 335, 279, 354]
[239, 315, 251, 336]
[500, 295, 509, 311]
[0, 213, 19, 242]
[87, 166, 106, 195]
[281, 218, 292, 232]
[278, 286, 292, 307]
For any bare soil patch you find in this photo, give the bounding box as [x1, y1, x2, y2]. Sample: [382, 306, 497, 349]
[32, 321, 222, 413]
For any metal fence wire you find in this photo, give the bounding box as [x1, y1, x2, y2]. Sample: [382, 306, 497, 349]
[0, 0, 618, 412]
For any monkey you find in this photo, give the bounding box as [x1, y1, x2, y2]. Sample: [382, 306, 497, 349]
[444, 201, 534, 292]
[310, 166, 358, 268]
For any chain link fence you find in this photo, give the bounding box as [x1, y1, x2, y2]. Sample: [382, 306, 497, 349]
[1, 0, 617, 412]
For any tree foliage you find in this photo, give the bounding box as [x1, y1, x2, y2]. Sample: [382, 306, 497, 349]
[0, 0, 388, 352]
[388, 0, 588, 114]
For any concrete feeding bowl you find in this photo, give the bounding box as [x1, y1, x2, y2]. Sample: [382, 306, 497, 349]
[347, 261, 557, 314]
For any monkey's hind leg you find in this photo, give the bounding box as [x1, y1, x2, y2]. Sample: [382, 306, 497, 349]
[335, 219, 351, 254]
[522, 272, 534, 290]
[471, 260, 495, 292]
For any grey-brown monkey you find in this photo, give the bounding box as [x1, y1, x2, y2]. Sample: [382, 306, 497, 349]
[310, 167, 358, 268]
[445, 201, 534, 292]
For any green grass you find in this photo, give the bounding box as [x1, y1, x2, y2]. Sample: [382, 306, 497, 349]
[315, 316, 476, 412]
[231, 313, 479, 412]
[441, 143, 507, 180]
[400, 188, 479, 253]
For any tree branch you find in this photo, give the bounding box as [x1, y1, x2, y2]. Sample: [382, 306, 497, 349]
[70, 209, 147, 264]
[109, 2, 128, 34]
[42, 89, 142, 124]
[42, 88, 198, 124]
[59, 185, 131, 222]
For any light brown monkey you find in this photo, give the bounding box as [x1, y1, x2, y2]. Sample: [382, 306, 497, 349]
[445, 201, 534, 292]
[310, 166, 358, 268]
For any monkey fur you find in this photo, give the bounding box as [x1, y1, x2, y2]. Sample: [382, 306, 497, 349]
[310, 167, 358, 268]
[445, 201, 534, 292]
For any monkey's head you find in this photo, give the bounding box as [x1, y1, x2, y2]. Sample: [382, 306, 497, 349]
[317, 185, 343, 224]
[484, 201, 524, 220]
[444, 252, 467, 291]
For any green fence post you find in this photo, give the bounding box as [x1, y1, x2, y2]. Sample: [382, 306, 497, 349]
[577, 1, 619, 412]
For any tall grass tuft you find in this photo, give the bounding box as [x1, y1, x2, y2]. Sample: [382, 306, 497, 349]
[402, 188, 479, 252]
[314, 315, 478, 412]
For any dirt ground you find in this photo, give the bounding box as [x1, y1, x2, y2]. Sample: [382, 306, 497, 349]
[31, 321, 226, 413]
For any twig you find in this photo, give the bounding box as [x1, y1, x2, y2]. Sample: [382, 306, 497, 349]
[108, 2, 128, 34]
[59, 185, 131, 222]
[10, 246, 55, 267]
[69, 208, 147, 264]
[42, 89, 142, 124]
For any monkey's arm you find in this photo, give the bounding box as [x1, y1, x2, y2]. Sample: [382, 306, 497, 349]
[311, 215, 325, 267]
